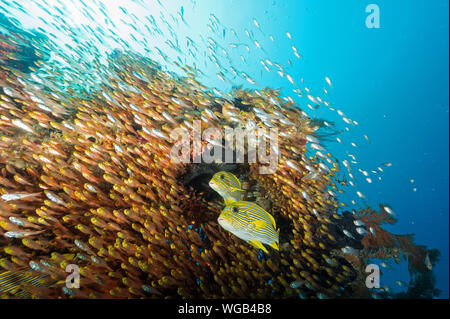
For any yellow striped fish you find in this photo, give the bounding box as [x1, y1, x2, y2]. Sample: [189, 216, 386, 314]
[0, 253, 76, 298]
[218, 201, 279, 253]
[0, 268, 49, 298]
[209, 171, 245, 205]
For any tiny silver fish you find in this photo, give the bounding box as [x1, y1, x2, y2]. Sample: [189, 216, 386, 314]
[343, 229, 356, 240]
[1, 192, 41, 201]
[4, 230, 45, 238]
[290, 280, 304, 289]
[341, 246, 359, 255]
[356, 227, 368, 235]
[354, 220, 365, 227]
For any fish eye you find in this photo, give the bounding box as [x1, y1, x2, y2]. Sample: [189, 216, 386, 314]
[220, 174, 225, 180]
[232, 207, 238, 213]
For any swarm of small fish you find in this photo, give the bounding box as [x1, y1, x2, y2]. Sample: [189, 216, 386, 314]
[0, 0, 438, 299]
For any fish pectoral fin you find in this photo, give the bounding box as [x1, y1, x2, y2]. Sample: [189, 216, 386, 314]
[249, 240, 268, 254]
[269, 241, 279, 251]
[251, 220, 266, 230]
[224, 197, 235, 206]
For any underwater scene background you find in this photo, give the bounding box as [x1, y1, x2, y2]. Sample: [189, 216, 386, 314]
[0, 0, 448, 299]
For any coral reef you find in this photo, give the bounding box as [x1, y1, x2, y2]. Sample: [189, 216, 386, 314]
[356, 205, 433, 275]
[0, 20, 440, 299]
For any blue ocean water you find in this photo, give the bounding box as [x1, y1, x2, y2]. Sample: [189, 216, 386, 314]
[187, 0, 450, 297]
[1, 0, 448, 298]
